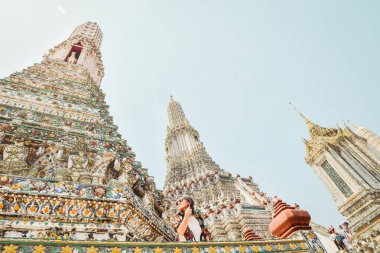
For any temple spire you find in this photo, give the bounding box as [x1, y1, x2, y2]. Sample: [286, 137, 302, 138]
[43, 21, 104, 85]
[167, 96, 190, 129]
[165, 97, 203, 158]
[164, 98, 274, 241]
[289, 102, 311, 124]
[289, 102, 338, 140]
[69, 21, 103, 49]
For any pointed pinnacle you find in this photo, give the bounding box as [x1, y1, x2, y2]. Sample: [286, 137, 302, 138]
[289, 102, 310, 123]
[347, 120, 359, 129]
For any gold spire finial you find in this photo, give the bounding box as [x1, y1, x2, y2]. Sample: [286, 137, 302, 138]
[289, 102, 310, 124]
[289, 102, 338, 140]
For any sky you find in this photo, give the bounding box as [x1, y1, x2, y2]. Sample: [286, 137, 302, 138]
[1, 0, 379, 229]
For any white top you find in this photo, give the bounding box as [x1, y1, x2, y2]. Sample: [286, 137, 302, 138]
[179, 216, 202, 242]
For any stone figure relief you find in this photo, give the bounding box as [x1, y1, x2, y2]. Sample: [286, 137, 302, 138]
[67, 52, 77, 64]
[0, 130, 29, 176]
[67, 144, 89, 183]
[29, 145, 60, 179]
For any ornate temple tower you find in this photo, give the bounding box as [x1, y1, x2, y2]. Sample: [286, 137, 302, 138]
[163, 97, 273, 241]
[0, 22, 173, 242]
[0, 21, 130, 185]
[293, 105, 380, 247]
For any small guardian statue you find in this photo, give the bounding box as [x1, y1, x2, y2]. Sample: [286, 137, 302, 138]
[67, 52, 77, 64]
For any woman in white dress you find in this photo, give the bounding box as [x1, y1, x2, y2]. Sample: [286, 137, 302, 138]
[173, 196, 206, 242]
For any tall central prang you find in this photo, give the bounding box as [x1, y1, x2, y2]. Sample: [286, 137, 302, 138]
[163, 97, 273, 241]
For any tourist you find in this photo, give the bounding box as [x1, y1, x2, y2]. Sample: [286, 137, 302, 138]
[328, 226, 341, 251]
[335, 233, 348, 251]
[339, 225, 353, 251]
[341, 222, 353, 240]
[173, 196, 207, 242]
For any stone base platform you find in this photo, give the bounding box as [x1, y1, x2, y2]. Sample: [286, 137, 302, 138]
[0, 238, 309, 253]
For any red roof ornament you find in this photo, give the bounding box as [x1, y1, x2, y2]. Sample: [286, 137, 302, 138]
[244, 226, 262, 241]
[269, 197, 311, 238]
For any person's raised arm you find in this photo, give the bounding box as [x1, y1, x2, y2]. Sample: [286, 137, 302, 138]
[177, 207, 192, 236]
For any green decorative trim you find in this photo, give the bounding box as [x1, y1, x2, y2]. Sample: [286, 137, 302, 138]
[0, 238, 308, 253]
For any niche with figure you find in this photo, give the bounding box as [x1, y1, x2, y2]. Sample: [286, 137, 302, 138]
[65, 43, 83, 64]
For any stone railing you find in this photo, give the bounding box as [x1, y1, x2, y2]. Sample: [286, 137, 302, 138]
[0, 238, 309, 253]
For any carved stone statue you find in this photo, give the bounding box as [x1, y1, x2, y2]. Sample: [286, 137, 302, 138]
[67, 138, 90, 183]
[122, 158, 136, 185]
[143, 190, 155, 210]
[67, 52, 77, 64]
[0, 134, 28, 176]
[29, 145, 57, 178]
[68, 153, 88, 182]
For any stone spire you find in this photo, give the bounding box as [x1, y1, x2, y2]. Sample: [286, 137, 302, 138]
[43, 21, 104, 85]
[163, 98, 273, 241]
[164, 97, 222, 184]
[167, 96, 190, 129]
[69, 21, 103, 49]
[165, 97, 201, 158]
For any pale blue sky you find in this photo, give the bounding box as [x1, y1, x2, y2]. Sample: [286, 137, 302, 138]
[1, 0, 379, 228]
